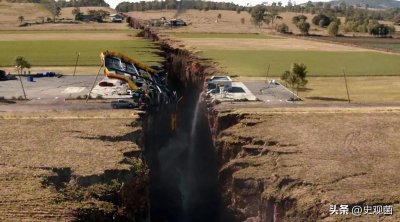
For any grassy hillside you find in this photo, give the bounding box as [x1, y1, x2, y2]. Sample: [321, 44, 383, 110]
[61, 7, 116, 20]
[0, 2, 51, 28]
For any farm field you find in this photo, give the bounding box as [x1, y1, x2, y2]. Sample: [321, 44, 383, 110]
[0, 40, 162, 67]
[308, 36, 400, 53]
[239, 76, 400, 104]
[167, 32, 279, 39]
[292, 76, 400, 104]
[202, 50, 400, 76]
[0, 30, 136, 34]
[131, 10, 327, 35]
[0, 110, 143, 221]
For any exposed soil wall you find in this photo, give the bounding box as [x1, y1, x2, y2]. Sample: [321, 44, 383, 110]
[136, 23, 226, 222]
[208, 111, 288, 222]
[129, 18, 272, 221]
[128, 17, 288, 222]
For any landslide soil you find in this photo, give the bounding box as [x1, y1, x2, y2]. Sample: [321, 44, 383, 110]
[214, 107, 400, 221]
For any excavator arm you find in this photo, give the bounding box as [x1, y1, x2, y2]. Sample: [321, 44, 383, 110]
[103, 68, 139, 91]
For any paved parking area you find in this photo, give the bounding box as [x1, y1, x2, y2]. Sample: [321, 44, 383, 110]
[242, 80, 299, 104]
[0, 76, 99, 100]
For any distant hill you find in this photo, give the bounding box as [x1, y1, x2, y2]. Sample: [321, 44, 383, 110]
[328, 0, 400, 9]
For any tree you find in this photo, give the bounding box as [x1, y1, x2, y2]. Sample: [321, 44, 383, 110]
[18, 15, 24, 24]
[368, 23, 394, 37]
[251, 5, 267, 28]
[266, 6, 280, 26]
[87, 9, 110, 22]
[15, 56, 31, 75]
[281, 70, 291, 86]
[72, 7, 80, 16]
[280, 63, 308, 96]
[55, 6, 62, 19]
[72, 7, 83, 21]
[327, 21, 339, 36]
[42, 0, 61, 22]
[275, 23, 289, 33]
[297, 20, 310, 35]
[312, 14, 331, 27]
[292, 15, 310, 35]
[236, 7, 241, 14]
[292, 63, 308, 87]
[292, 15, 307, 25]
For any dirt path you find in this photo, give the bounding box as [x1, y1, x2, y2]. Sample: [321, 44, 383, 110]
[179, 37, 373, 51]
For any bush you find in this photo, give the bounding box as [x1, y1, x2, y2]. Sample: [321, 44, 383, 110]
[236, 7, 241, 14]
[327, 22, 339, 36]
[312, 14, 331, 27]
[275, 23, 289, 33]
[297, 21, 310, 35]
[292, 15, 307, 25]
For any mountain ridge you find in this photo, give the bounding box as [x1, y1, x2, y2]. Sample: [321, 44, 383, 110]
[328, 0, 400, 9]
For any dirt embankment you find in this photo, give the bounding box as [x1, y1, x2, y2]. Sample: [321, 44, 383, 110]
[208, 108, 400, 222]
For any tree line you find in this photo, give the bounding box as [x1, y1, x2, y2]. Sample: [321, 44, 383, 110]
[116, 0, 246, 13]
[249, 1, 398, 37]
[5, 0, 109, 7]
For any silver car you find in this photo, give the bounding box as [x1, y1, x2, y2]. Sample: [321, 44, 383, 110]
[111, 99, 137, 109]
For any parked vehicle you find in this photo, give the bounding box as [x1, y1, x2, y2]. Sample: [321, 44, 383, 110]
[111, 99, 137, 109]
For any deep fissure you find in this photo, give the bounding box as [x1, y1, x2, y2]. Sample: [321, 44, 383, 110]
[142, 48, 223, 222]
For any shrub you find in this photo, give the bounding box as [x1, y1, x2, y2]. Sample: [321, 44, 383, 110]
[327, 22, 339, 36]
[297, 21, 310, 35]
[275, 23, 289, 33]
[312, 14, 331, 27]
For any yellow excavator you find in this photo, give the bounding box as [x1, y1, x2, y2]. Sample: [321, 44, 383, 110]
[100, 51, 176, 108]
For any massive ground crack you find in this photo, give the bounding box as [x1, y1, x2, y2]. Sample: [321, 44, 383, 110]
[142, 57, 224, 222]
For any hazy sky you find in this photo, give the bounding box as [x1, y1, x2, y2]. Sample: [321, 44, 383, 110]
[105, 0, 331, 9]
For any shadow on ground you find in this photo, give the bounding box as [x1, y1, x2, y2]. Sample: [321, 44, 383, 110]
[306, 96, 349, 102]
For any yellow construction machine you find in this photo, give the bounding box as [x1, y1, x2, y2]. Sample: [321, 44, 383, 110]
[100, 51, 176, 108]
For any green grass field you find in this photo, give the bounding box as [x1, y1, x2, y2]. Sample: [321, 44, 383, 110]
[365, 43, 400, 52]
[0, 40, 162, 66]
[299, 76, 400, 104]
[0, 30, 137, 34]
[203, 50, 400, 76]
[169, 32, 280, 39]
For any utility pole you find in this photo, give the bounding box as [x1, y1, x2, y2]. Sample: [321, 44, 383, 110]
[342, 68, 351, 103]
[73, 52, 80, 77]
[265, 64, 271, 84]
[16, 66, 27, 100]
[86, 65, 103, 103]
